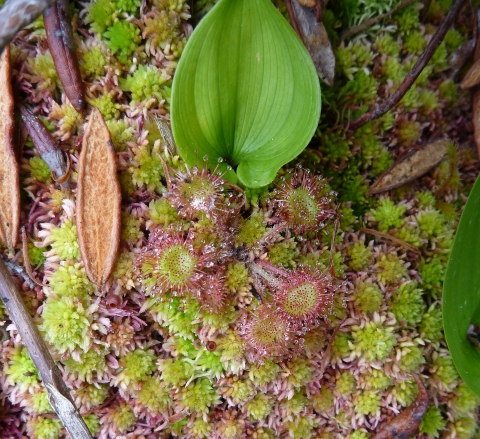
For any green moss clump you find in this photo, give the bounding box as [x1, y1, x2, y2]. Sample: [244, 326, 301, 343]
[149, 198, 179, 226]
[28, 417, 62, 439]
[399, 344, 425, 372]
[419, 304, 443, 342]
[91, 93, 121, 120]
[355, 390, 381, 415]
[137, 376, 172, 413]
[368, 198, 407, 232]
[86, 0, 117, 34]
[27, 52, 61, 91]
[419, 405, 446, 438]
[41, 296, 91, 354]
[104, 21, 141, 64]
[48, 261, 94, 300]
[336, 371, 356, 395]
[246, 393, 274, 420]
[49, 219, 81, 260]
[29, 156, 51, 183]
[118, 348, 157, 386]
[390, 281, 425, 325]
[5, 347, 40, 390]
[394, 378, 418, 407]
[129, 145, 165, 193]
[106, 119, 134, 152]
[115, 0, 141, 14]
[28, 242, 46, 266]
[353, 282, 383, 315]
[120, 65, 171, 103]
[180, 378, 220, 414]
[235, 212, 267, 247]
[352, 317, 396, 362]
[80, 45, 107, 77]
[63, 349, 106, 383]
[312, 387, 334, 412]
[375, 253, 408, 285]
[111, 402, 136, 433]
[248, 359, 281, 387]
[347, 241, 372, 271]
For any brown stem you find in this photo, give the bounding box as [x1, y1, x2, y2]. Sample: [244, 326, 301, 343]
[0, 259, 93, 439]
[43, 0, 85, 113]
[0, 0, 57, 55]
[340, 0, 417, 42]
[20, 106, 71, 188]
[348, 0, 467, 132]
[285, 0, 306, 44]
[315, 0, 323, 22]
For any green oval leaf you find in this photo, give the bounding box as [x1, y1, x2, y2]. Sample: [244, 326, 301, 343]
[171, 0, 320, 188]
[443, 174, 480, 397]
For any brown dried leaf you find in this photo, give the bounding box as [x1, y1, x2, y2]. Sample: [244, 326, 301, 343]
[369, 139, 450, 195]
[460, 57, 480, 90]
[76, 108, 121, 286]
[291, 0, 335, 86]
[0, 46, 20, 249]
[372, 374, 429, 439]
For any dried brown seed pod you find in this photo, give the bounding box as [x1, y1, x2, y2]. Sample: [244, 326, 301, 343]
[0, 46, 20, 249]
[76, 108, 121, 287]
[43, 0, 85, 113]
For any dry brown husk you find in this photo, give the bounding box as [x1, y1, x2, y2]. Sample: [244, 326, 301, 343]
[0, 45, 20, 249]
[76, 108, 121, 286]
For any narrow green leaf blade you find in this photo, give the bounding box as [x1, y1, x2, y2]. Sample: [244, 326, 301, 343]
[171, 0, 320, 188]
[443, 174, 480, 396]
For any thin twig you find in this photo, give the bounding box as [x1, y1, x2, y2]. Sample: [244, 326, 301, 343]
[0, 0, 57, 55]
[340, 0, 417, 42]
[0, 259, 93, 438]
[348, 0, 467, 131]
[359, 227, 421, 255]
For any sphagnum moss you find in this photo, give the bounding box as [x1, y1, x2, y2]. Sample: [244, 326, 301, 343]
[2, 0, 479, 437]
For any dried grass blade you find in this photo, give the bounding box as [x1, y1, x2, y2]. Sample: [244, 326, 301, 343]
[0, 46, 20, 249]
[368, 139, 450, 195]
[460, 57, 480, 90]
[76, 108, 121, 286]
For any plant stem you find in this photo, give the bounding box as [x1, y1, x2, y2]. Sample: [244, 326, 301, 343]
[348, 0, 467, 132]
[0, 259, 93, 439]
[0, 0, 57, 55]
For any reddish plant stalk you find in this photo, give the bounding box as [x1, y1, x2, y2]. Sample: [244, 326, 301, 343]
[20, 106, 71, 187]
[348, 0, 467, 131]
[43, 0, 85, 113]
